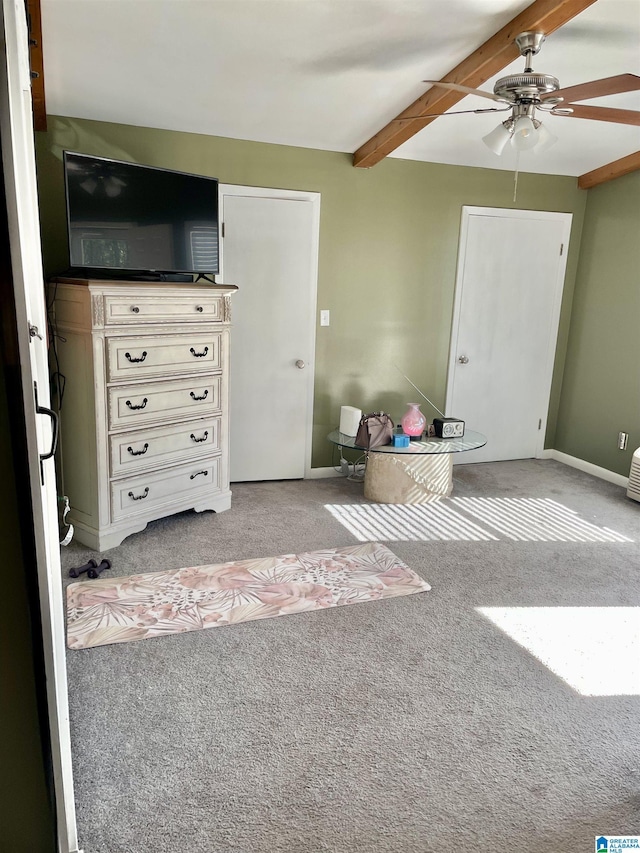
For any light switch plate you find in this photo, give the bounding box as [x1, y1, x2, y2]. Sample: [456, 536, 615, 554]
[320, 309, 330, 326]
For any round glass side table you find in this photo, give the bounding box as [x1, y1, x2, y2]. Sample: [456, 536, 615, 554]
[327, 428, 487, 503]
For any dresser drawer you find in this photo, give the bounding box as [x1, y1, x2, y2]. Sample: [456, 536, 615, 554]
[109, 417, 220, 477]
[108, 375, 220, 430]
[111, 457, 220, 522]
[103, 294, 224, 325]
[106, 333, 221, 381]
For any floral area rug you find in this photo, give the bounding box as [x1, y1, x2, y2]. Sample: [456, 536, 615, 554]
[66, 542, 431, 649]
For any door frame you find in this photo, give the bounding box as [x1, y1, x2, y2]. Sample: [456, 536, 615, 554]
[1, 0, 80, 850]
[446, 206, 572, 460]
[218, 184, 321, 478]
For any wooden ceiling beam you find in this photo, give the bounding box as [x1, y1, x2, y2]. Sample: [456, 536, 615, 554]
[578, 151, 640, 189]
[353, 0, 598, 168]
[26, 0, 47, 131]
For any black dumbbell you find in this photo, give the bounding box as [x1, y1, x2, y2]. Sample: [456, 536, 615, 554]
[69, 558, 99, 578]
[87, 559, 111, 579]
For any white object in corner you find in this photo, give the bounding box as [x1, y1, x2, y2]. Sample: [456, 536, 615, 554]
[627, 448, 640, 503]
[339, 406, 362, 437]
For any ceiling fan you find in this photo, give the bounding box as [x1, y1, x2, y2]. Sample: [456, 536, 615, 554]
[67, 158, 128, 197]
[403, 31, 640, 155]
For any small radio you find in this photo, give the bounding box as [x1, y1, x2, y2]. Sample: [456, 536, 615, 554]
[433, 417, 465, 438]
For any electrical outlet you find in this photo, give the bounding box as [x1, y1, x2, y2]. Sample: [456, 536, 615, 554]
[618, 431, 629, 450]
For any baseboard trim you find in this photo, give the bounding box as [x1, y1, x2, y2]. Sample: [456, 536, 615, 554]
[543, 449, 629, 488]
[311, 454, 630, 488]
[306, 466, 343, 480]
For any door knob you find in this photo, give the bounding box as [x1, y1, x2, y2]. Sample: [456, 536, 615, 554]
[458, 355, 469, 364]
[295, 359, 306, 369]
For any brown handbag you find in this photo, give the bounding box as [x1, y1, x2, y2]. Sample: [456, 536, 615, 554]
[355, 411, 394, 449]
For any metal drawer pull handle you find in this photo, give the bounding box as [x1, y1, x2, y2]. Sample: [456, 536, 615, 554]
[131, 306, 140, 313]
[126, 398, 148, 410]
[195, 305, 204, 313]
[128, 487, 149, 501]
[127, 443, 149, 456]
[190, 431, 209, 443]
[125, 350, 147, 363]
[190, 470, 209, 480]
[190, 346, 209, 358]
[190, 390, 208, 401]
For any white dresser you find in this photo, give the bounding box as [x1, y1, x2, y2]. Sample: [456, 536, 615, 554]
[51, 278, 237, 551]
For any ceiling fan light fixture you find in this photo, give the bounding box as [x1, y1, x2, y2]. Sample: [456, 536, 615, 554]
[482, 121, 513, 155]
[104, 176, 127, 197]
[533, 122, 557, 154]
[510, 115, 538, 151]
[79, 176, 97, 195]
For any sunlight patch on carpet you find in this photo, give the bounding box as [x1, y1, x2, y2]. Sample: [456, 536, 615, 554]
[67, 542, 430, 650]
[452, 498, 632, 542]
[478, 606, 640, 696]
[325, 498, 632, 543]
[324, 502, 498, 542]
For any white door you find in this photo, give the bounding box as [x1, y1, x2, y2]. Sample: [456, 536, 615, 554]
[1, 2, 80, 851]
[446, 207, 571, 464]
[219, 187, 320, 482]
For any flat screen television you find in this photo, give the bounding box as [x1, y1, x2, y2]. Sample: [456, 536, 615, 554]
[63, 151, 219, 280]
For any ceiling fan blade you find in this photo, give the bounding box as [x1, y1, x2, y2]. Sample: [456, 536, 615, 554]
[542, 73, 640, 104]
[392, 106, 512, 121]
[422, 80, 509, 103]
[553, 104, 640, 126]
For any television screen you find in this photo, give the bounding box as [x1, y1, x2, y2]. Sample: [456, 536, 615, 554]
[63, 152, 219, 277]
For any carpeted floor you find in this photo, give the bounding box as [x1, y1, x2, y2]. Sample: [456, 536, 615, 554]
[61, 459, 640, 853]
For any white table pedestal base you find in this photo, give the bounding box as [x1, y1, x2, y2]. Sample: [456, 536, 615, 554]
[364, 452, 453, 503]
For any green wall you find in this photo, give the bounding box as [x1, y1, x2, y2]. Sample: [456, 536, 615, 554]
[554, 170, 640, 477]
[35, 116, 587, 468]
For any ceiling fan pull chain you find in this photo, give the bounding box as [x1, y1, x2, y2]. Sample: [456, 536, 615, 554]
[513, 150, 520, 203]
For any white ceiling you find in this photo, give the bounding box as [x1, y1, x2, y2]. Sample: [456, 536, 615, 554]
[40, 0, 640, 176]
